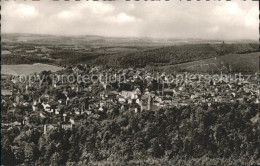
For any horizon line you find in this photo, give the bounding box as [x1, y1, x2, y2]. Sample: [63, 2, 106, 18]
[2, 32, 258, 42]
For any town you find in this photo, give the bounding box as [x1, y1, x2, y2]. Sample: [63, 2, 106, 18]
[2, 65, 260, 135]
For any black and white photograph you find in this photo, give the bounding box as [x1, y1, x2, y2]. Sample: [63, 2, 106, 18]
[1, 0, 259, 165]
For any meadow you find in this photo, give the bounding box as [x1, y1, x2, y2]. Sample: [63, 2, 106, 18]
[2, 63, 62, 75]
[156, 52, 259, 73]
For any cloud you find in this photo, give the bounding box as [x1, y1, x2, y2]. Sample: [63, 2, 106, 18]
[213, 2, 258, 28]
[58, 10, 77, 19]
[214, 2, 240, 15]
[1, 1, 258, 40]
[2, 2, 40, 19]
[81, 2, 115, 14]
[112, 13, 137, 23]
[57, 2, 115, 20]
[17, 5, 38, 17]
[117, 13, 135, 22]
[207, 26, 220, 34]
[244, 6, 258, 27]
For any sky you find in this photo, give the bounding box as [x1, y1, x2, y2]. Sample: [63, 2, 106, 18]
[1, 0, 259, 40]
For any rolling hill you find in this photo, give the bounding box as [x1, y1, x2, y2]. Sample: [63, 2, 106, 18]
[155, 52, 259, 73]
[89, 43, 259, 70]
[2, 33, 257, 47]
[2, 33, 259, 73]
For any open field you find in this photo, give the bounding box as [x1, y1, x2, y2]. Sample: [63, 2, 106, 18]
[2, 63, 62, 75]
[155, 52, 259, 73]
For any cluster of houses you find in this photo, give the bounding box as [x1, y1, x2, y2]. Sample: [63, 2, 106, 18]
[1, 65, 260, 134]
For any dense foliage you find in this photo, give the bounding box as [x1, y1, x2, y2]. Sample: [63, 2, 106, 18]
[49, 51, 110, 66]
[1, 55, 53, 65]
[91, 43, 258, 68]
[2, 43, 258, 68]
[2, 103, 260, 165]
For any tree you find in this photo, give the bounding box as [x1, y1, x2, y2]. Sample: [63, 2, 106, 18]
[24, 142, 39, 164]
[2, 139, 16, 165]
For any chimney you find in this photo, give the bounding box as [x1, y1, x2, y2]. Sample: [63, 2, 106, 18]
[148, 95, 151, 111]
[44, 125, 47, 135]
[63, 114, 67, 122]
